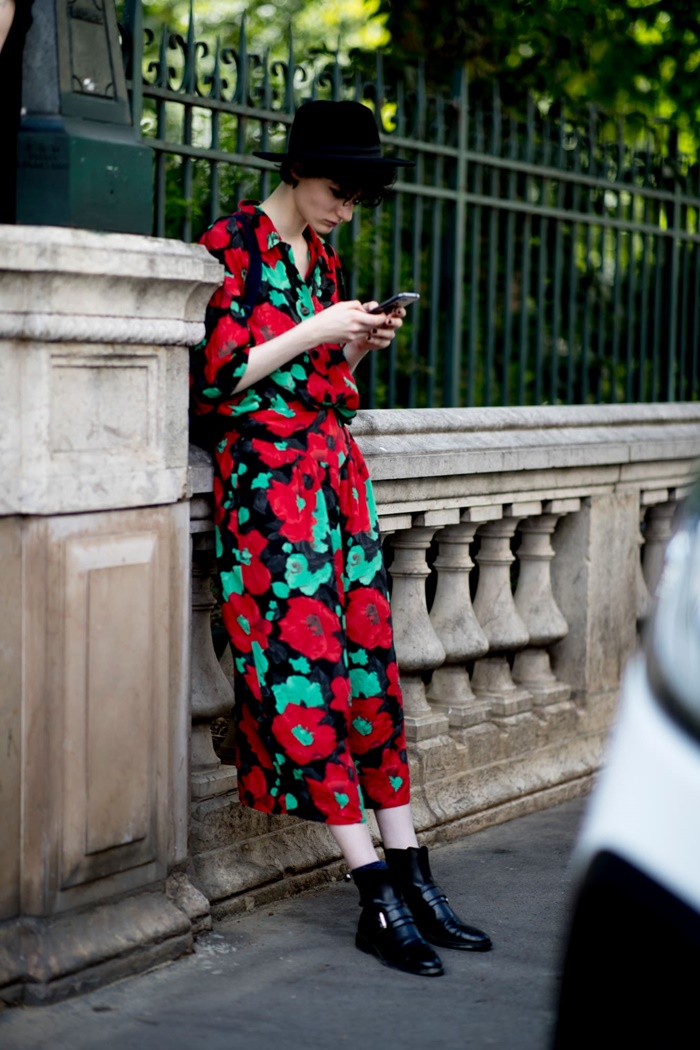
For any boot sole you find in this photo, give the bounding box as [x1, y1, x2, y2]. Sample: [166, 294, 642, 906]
[424, 934, 493, 952]
[355, 934, 444, 977]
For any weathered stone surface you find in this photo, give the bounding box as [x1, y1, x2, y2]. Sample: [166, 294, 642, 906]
[0, 225, 222, 516]
[0, 225, 201, 1005]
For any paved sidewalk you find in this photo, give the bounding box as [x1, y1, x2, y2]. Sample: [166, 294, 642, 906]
[1, 797, 587, 1050]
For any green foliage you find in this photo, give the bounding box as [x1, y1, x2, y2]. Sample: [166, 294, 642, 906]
[378, 0, 700, 130]
[138, 0, 389, 55]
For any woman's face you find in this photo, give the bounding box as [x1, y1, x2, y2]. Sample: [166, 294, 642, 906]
[291, 177, 359, 234]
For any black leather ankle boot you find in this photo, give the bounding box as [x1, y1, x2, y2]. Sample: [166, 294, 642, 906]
[384, 846, 492, 952]
[352, 867, 444, 976]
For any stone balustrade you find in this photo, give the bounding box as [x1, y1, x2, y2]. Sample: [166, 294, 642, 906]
[3, 223, 699, 1004]
[189, 402, 700, 919]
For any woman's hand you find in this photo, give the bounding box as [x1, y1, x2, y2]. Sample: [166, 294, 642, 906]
[343, 304, 406, 371]
[303, 299, 381, 346]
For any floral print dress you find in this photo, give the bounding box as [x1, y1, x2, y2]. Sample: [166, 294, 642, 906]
[190, 202, 410, 825]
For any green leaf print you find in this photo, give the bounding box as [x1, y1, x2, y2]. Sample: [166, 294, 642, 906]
[251, 472, 272, 490]
[251, 641, 269, 678]
[270, 394, 296, 417]
[219, 569, 243, 600]
[285, 794, 298, 811]
[272, 676, 324, 713]
[350, 668, 381, 698]
[265, 259, 292, 291]
[346, 545, 383, 585]
[352, 716, 373, 737]
[284, 552, 332, 596]
[349, 649, 369, 666]
[272, 581, 291, 599]
[269, 288, 289, 309]
[270, 370, 295, 390]
[290, 656, 311, 674]
[334, 792, 350, 809]
[311, 489, 330, 553]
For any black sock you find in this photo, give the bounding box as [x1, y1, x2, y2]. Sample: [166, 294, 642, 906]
[351, 860, 388, 874]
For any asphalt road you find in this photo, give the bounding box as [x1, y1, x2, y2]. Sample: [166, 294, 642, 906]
[0, 796, 587, 1050]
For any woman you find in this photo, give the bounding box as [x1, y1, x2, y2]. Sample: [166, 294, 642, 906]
[190, 100, 491, 976]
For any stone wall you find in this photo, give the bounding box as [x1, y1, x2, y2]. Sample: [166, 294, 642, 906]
[0, 225, 221, 1005]
[188, 403, 700, 918]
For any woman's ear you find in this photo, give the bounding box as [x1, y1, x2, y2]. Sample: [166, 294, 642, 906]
[289, 164, 303, 188]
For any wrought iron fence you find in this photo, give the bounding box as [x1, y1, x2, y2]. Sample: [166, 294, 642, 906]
[120, 1, 700, 409]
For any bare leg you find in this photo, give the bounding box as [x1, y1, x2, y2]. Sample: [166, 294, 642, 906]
[328, 821, 380, 869]
[375, 803, 419, 850]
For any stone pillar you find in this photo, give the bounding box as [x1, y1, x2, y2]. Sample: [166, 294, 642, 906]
[189, 490, 236, 801]
[0, 225, 222, 1005]
[471, 508, 535, 717]
[642, 496, 677, 599]
[388, 523, 449, 741]
[550, 492, 640, 727]
[427, 519, 490, 726]
[512, 501, 579, 706]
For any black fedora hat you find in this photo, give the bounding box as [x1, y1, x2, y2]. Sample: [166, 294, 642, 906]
[253, 100, 414, 167]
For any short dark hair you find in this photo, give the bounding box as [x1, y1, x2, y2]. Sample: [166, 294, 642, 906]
[278, 158, 395, 207]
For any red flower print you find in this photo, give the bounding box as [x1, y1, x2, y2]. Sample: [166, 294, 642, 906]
[305, 759, 361, 822]
[338, 458, 371, 534]
[251, 439, 299, 468]
[268, 467, 319, 543]
[329, 675, 352, 725]
[242, 662, 263, 702]
[348, 697, 394, 755]
[239, 766, 275, 814]
[271, 704, 337, 764]
[345, 588, 393, 649]
[236, 529, 271, 595]
[386, 661, 402, 699]
[253, 402, 319, 437]
[201, 219, 236, 253]
[360, 749, 411, 808]
[214, 438, 235, 486]
[251, 301, 295, 337]
[203, 314, 249, 384]
[239, 705, 273, 769]
[222, 593, 272, 653]
[279, 596, 342, 662]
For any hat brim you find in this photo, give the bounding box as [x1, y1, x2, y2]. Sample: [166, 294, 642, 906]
[252, 149, 414, 167]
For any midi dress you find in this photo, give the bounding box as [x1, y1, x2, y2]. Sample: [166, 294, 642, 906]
[190, 201, 410, 825]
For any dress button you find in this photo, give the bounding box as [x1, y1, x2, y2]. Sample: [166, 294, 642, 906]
[300, 305, 310, 316]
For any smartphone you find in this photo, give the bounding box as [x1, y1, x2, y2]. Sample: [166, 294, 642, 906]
[369, 292, 420, 314]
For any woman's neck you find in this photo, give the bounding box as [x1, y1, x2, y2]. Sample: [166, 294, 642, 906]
[259, 182, 306, 243]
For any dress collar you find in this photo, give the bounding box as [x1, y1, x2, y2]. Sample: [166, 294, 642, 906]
[237, 199, 328, 270]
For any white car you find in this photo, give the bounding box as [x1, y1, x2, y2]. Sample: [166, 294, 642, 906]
[553, 485, 700, 1048]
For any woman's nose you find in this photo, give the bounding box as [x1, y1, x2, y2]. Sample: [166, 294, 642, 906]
[338, 200, 354, 222]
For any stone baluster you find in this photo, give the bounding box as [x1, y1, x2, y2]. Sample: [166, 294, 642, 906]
[642, 495, 677, 599]
[190, 493, 237, 800]
[388, 520, 450, 741]
[471, 506, 537, 717]
[635, 505, 653, 632]
[427, 518, 490, 727]
[512, 500, 579, 705]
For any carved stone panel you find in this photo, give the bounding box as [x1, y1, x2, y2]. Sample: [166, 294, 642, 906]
[20, 502, 189, 916]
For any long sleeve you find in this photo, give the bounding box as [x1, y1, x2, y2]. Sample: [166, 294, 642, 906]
[190, 217, 255, 415]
